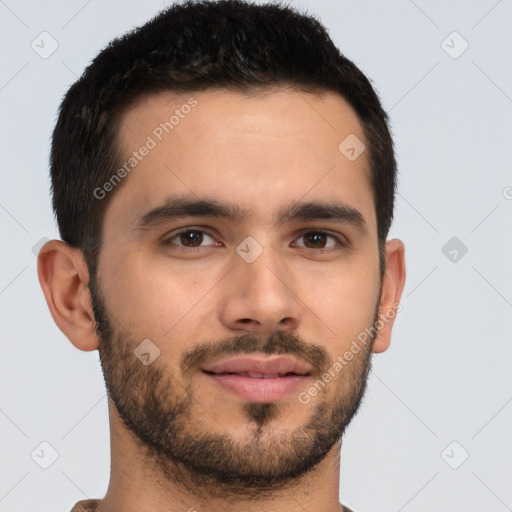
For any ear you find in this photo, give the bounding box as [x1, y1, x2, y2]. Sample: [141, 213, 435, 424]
[37, 240, 99, 351]
[372, 238, 406, 354]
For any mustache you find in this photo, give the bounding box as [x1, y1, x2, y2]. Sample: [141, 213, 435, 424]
[180, 330, 330, 376]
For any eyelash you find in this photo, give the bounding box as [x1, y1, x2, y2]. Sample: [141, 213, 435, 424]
[162, 227, 347, 253]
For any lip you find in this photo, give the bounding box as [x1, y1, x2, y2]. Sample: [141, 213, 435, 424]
[201, 355, 313, 376]
[201, 355, 313, 402]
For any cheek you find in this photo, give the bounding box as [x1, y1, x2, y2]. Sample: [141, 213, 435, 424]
[295, 256, 380, 340]
[102, 252, 224, 338]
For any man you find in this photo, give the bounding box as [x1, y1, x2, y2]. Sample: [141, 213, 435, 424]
[37, 1, 405, 510]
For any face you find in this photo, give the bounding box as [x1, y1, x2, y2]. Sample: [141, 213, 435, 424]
[90, 87, 383, 496]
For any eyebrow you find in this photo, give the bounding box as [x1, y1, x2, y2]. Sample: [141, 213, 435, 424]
[134, 196, 368, 233]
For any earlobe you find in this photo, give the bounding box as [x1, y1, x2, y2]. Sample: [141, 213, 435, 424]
[37, 240, 100, 352]
[372, 238, 406, 354]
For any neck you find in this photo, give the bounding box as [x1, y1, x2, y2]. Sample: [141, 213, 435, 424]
[97, 404, 346, 512]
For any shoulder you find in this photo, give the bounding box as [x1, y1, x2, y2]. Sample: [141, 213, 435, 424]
[70, 499, 101, 512]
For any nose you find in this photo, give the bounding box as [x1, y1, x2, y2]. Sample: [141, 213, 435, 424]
[218, 245, 302, 336]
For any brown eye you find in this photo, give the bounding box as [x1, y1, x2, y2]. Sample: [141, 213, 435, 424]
[164, 229, 217, 250]
[294, 231, 342, 250]
[179, 230, 204, 247]
[303, 232, 328, 248]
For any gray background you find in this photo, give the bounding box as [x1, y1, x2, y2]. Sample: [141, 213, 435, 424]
[1, 0, 511, 511]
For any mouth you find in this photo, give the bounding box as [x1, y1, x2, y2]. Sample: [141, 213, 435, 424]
[202, 370, 309, 378]
[201, 355, 312, 402]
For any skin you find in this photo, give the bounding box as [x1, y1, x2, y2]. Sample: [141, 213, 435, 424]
[38, 87, 406, 512]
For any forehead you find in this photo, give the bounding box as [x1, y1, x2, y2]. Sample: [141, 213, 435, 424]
[105, 87, 375, 233]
